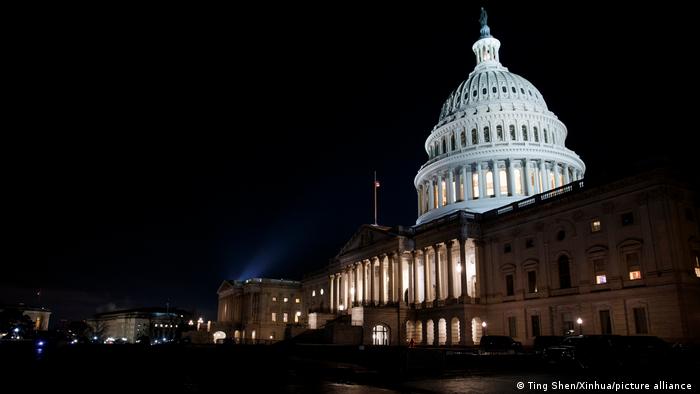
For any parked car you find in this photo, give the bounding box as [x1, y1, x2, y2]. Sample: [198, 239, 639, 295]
[478, 335, 523, 355]
[543, 335, 625, 369]
[533, 335, 564, 355]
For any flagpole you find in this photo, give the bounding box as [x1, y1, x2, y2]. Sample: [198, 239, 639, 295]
[373, 171, 378, 226]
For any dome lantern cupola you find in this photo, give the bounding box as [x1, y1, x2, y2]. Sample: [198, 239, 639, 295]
[414, 8, 586, 224]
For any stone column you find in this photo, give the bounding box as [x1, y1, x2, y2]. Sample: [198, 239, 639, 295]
[353, 264, 359, 306]
[330, 275, 335, 312]
[533, 163, 541, 194]
[397, 251, 405, 305]
[563, 163, 570, 184]
[523, 159, 531, 196]
[423, 247, 431, 303]
[433, 244, 442, 302]
[428, 179, 435, 211]
[388, 253, 394, 303]
[436, 174, 443, 208]
[507, 159, 515, 196]
[412, 251, 420, 304]
[553, 162, 561, 188]
[459, 238, 468, 300]
[370, 258, 376, 306]
[477, 162, 486, 199]
[540, 160, 549, 192]
[364, 261, 370, 305]
[493, 160, 501, 198]
[336, 273, 341, 310]
[446, 241, 455, 300]
[379, 256, 386, 306]
[474, 241, 485, 299]
[464, 165, 473, 200]
[447, 169, 454, 204]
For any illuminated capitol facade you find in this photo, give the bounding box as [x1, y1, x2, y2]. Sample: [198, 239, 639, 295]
[218, 10, 700, 346]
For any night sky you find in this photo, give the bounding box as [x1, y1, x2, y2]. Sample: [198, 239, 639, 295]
[3, 3, 696, 323]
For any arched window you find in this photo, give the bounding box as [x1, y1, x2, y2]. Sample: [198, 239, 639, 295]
[482, 87, 487, 95]
[520, 87, 525, 94]
[426, 320, 435, 345]
[509, 125, 516, 140]
[533, 126, 539, 142]
[472, 90, 477, 97]
[521, 125, 528, 141]
[496, 125, 504, 141]
[451, 317, 460, 344]
[212, 331, 226, 344]
[502, 86, 507, 93]
[471, 317, 484, 344]
[438, 318, 447, 345]
[471, 128, 478, 145]
[543, 128, 548, 143]
[451, 134, 456, 151]
[442, 138, 447, 154]
[483, 126, 491, 143]
[460, 131, 466, 147]
[511, 86, 516, 93]
[558, 255, 572, 289]
[372, 324, 389, 345]
[492, 86, 497, 94]
[405, 321, 414, 343]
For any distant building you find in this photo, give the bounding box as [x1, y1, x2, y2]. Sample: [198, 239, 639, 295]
[0, 304, 51, 331]
[88, 307, 190, 343]
[217, 278, 304, 343]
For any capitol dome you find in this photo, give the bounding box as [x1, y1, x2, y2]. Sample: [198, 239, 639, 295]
[415, 9, 585, 224]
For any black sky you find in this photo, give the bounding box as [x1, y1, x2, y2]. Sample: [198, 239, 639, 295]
[3, 3, 696, 323]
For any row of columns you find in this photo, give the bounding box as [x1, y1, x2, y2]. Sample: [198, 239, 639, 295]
[329, 239, 481, 313]
[418, 159, 582, 214]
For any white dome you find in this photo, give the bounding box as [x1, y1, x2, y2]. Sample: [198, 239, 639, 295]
[414, 17, 585, 224]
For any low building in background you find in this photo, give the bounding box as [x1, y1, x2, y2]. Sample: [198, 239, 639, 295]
[87, 307, 191, 344]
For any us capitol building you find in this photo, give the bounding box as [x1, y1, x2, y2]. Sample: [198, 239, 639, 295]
[216, 10, 700, 346]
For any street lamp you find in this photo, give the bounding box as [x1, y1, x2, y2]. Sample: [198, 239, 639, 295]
[482, 321, 487, 336]
[576, 317, 583, 335]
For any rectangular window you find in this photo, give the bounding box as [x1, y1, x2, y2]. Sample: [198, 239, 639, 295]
[621, 212, 634, 226]
[272, 296, 277, 302]
[626, 252, 641, 280]
[295, 298, 300, 304]
[283, 313, 288, 323]
[505, 274, 514, 296]
[312, 290, 316, 297]
[633, 307, 648, 334]
[590, 219, 601, 232]
[527, 271, 537, 293]
[596, 275, 607, 284]
[525, 238, 534, 248]
[271, 313, 276, 322]
[594, 258, 606, 284]
[531, 315, 540, 337]
[503, 243, 512, 253]
[599, 310, 612, 335]
[508, 316, 517, 338]
[283, 297, 288, 303]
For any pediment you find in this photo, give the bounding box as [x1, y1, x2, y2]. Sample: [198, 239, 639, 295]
[337, 224, 394, 256]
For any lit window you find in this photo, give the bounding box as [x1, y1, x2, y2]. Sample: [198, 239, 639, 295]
[295, 298, 300, 303]
[590, 219, 601, 233]
[296, 311, 301, 317]
[283, 297, 288, 303]
[596, 275, 607, 284]
[295, 311, 301, 323]
[627, 252, 641, 280]
[312, 290, 316, 297]
[629, 271, 642, 280]
[271, 313, 276, 322]
[320, 288, 324, 295]
[486, 170, 494, 196]
[695, 255, 700, 278]
[283, 313, 288, 322]
[472, 173, 480, 199]
[272, 296, 277, 302]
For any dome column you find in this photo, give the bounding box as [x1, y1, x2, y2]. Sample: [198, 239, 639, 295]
[447, 169, 455, 204]
[437, 174, 444, 208]
[463, 165, 473, 200]
[524, 159, 532, 196]
[540, 160, 549, 192]
[477, 162, 486, 198]
[507, 159, 515, 196]
[428, 181, 435, 210]
[554, 162, 561, 188]
[563, 163, 570, 184]
[493, 160, 501, 198]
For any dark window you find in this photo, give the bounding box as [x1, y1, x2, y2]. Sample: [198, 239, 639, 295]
[496, 125, 504, 141]
[522, 125, 528, 141]
[508, 316, 517, 337]
[502, 86, 507, 93]
[492, 86, 497, 93]
[543, 129, 548, 143]
[471, 128, 478, 145]
[525, 238, 534, 248]
[504, 243, 512, 253]
[633, 307, 648, 334]
[451, 135, 456, 150]
[511, 86, 516, 93]
[556, 230, 566, 241]
[621, 212, 634, 226]
[527, 271, 537, 293]
[482, 88, 487, 95]
[685, 207, 695, 222]
[599, 310, 612, 335]
[528, 90, 532, 96]
[558, 255, 572, 289]
[506, 274, 514, 296]
[460, 131, 466, 147]
[509, 125, 516, 140]
[531, 315, 541, 337]
[533, 126, 539, 142]
[520, 87, 525, 94]
[442, 139, 446, 153]
[472, 90, 477, 97]
[483, 127, 490, 143]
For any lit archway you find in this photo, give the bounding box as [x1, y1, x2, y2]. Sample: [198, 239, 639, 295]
[471, 317, 483, 344]
[438, 318, 447, 345]
[234, 330, 241, 344]
[415, 321, 423, 344]
[372, 324, 390, 346]
[451, 317, 460, 344]
[405, 321, 414, 343]
[426, 320, 435, 346]
[212, 331, 226, 344]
